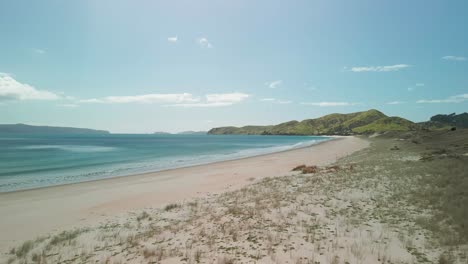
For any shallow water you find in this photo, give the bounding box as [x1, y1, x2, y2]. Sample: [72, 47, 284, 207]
[0, 134, 329, 192]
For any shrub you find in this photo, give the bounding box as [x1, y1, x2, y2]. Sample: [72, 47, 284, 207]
[164, 203, 180, 211]
[137, 211, 150, 221]
[15, 240, 34, 258]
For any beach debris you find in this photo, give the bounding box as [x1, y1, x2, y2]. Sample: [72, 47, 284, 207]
[292, 164, 307, 171]
[324, 165, 340, 173]
[301, 165, 319, 174]
[294, 164, 356, 174]
[292, 164, 319, 174]
[390, 145, 400, 150]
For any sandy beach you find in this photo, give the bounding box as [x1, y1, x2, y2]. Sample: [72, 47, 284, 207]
[2, 130, 468, 264]
[0, 136, 368, 252]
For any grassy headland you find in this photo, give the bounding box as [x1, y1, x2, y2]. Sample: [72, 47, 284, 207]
[208, 110, 467, 136]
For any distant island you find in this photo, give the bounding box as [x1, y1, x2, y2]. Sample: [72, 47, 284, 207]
[208, 109, 467, 135]
[153, 131, 172, 135]
[177, 131, 207, 135]
[0, 124, 110, 135]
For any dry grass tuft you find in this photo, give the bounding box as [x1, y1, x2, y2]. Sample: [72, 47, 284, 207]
[164, 203, 180, 211]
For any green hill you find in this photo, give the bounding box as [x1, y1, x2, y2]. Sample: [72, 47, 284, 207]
[208, 109, 418, 135]
[352, 117, 419, 134]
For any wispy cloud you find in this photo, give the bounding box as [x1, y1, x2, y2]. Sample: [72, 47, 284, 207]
[80, 92, 250, 107]
[304, 83, 318, 91]
[0, 73, 60, 101]
[408, 83, 424, 92]
[300, 101, 356, 107]
[417, 94, 468, 104]
[386, 101, 405, 105]
[32, 48, 46, 55]
[442, 56, 466, 61]
[197, 37, 213, 48]
[79, 93, 199, 104]
[170, 93, 250, 107]
[205, 93, 249, 104]
[260, 98, 291, 104]
[265, 80, 282, 89]
[167, 36, 178, 43]
[348, 64, 411, 72]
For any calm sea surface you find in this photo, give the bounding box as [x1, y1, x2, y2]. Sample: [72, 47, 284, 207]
[0, 134, 329, 192]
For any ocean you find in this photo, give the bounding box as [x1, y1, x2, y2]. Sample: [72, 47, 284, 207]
[0, 134, 329, 192]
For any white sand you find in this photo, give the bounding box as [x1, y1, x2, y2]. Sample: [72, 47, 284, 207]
[0, 136, 368, 252]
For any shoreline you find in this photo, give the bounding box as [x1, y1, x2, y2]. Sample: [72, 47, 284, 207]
[0, 136, 368, 252]
[0, 136, 335, 195]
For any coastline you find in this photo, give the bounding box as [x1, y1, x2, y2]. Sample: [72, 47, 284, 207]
[0, 135, 334, 195]
[0, 136, 368, 252]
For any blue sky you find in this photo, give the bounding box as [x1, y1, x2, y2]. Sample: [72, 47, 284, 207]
[0, 0, 467, 133]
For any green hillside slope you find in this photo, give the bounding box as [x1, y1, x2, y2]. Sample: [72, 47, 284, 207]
[352, 117, 418, 134]
[208, 109, 418, 135]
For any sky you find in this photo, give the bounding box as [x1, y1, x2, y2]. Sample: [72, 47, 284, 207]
[0, 0, 467, 133]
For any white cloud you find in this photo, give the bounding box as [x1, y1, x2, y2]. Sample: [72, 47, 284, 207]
[260, 98, 291, 104]
[265, 80, 282, 89]
[205, 92, 249, 104]
[79, 93, 199, 104]
[79, 98, 103, 103]
[442, 56, 466, 61]
[408, 83, 424, 92]
[80, 92, 250, 108]
[417, 98, 453, 104]
[303, 82, 318, 91]
[387, 101, 405, 105]
[349, 64, 411, 72]
[300, 102, 356, 107]
[171, 93, 250, 107]
[197, 37, 213, 48]
[0, 73, 60, 101]
[417, 94, 468, 104]
[168, 36, 178, 43]
[32, 48, 46, 54]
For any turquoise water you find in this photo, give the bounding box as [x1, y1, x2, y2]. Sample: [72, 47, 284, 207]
[0, 134, 329, 192]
